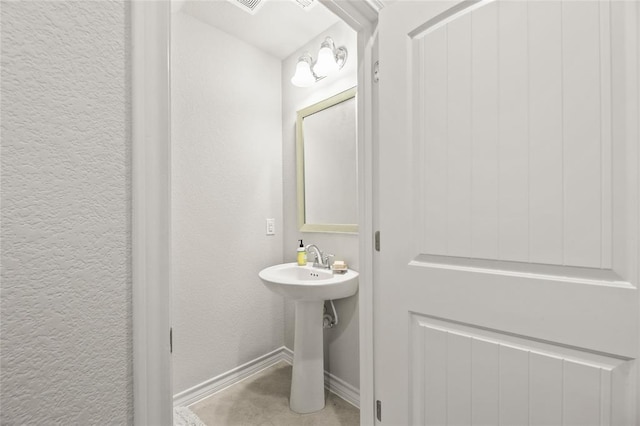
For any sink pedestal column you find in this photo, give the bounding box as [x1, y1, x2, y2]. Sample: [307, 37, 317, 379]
[290, 300, 325, 414]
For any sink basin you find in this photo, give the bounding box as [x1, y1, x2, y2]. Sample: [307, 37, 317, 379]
[258, 262, 358, 301]
[258, 262, 358, 414]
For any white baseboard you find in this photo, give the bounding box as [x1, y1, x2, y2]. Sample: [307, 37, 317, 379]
[281, 346, 294, 364]
[173, 347, 288, 407]
[324, 370, 360, 408]
[173, 346, 360, 409]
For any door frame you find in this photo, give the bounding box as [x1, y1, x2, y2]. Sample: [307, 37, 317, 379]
[131, 1, 382, 424]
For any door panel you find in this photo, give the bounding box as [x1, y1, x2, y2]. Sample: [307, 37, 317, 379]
[528, 0, 564, 265]
[470, 2, 500, 261]
[376, 0, 639, 424]
[410, 315, 629, 425]
[413, 0, 617, 268]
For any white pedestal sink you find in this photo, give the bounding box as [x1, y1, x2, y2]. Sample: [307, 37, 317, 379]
[258, 263, 358, 413]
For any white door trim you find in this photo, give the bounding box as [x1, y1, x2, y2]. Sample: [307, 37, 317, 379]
[132, 1, 172, 425]
[131, 1, 381, 425]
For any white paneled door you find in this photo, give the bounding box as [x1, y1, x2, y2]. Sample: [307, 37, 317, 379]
[376, 0, 639, 424]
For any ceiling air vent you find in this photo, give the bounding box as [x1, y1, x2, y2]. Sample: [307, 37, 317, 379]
[227, 0, 265, 15]
[292, 0, 317, 10]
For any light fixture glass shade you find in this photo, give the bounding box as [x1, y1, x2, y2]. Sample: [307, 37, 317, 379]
[291, 54, 316, 87]
[313, 38, 339, 77]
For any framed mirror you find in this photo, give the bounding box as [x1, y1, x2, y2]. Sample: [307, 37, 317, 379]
[296, 87, 358, 233]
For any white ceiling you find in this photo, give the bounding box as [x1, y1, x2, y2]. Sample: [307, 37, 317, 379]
[177, 0, 342, 59]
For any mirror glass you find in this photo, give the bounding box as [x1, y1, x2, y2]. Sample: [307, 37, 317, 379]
[296, 87, 357, 233]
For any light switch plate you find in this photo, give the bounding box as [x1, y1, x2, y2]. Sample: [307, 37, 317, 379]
[266, 218, 275, 235]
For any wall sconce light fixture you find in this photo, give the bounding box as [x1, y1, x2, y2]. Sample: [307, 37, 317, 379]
[291, 37, 348, 87]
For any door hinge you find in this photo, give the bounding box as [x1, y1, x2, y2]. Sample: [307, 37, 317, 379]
[170, 327, 173, 353]
[374, 230, 380, 252]
[373, 60, 380, 83]
[376, 399, 382, 421]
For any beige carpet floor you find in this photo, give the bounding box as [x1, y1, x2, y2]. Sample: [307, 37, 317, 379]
[189, 361, 360, 426]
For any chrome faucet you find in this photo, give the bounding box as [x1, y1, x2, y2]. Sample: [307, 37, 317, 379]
[305, 244, 334, 269]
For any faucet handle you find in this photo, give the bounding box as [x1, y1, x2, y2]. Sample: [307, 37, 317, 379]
[323, 253, 334, 267]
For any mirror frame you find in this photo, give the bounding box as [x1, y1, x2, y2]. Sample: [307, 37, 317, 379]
[296, 87, 358, 233]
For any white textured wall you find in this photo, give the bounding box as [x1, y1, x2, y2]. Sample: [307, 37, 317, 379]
[171, 12, 285, 393]
[1, 1, 132, 424]
[282, 21, 360, 389]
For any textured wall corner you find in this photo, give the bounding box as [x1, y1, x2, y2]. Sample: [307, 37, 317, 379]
[1, 1, 132, 424]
